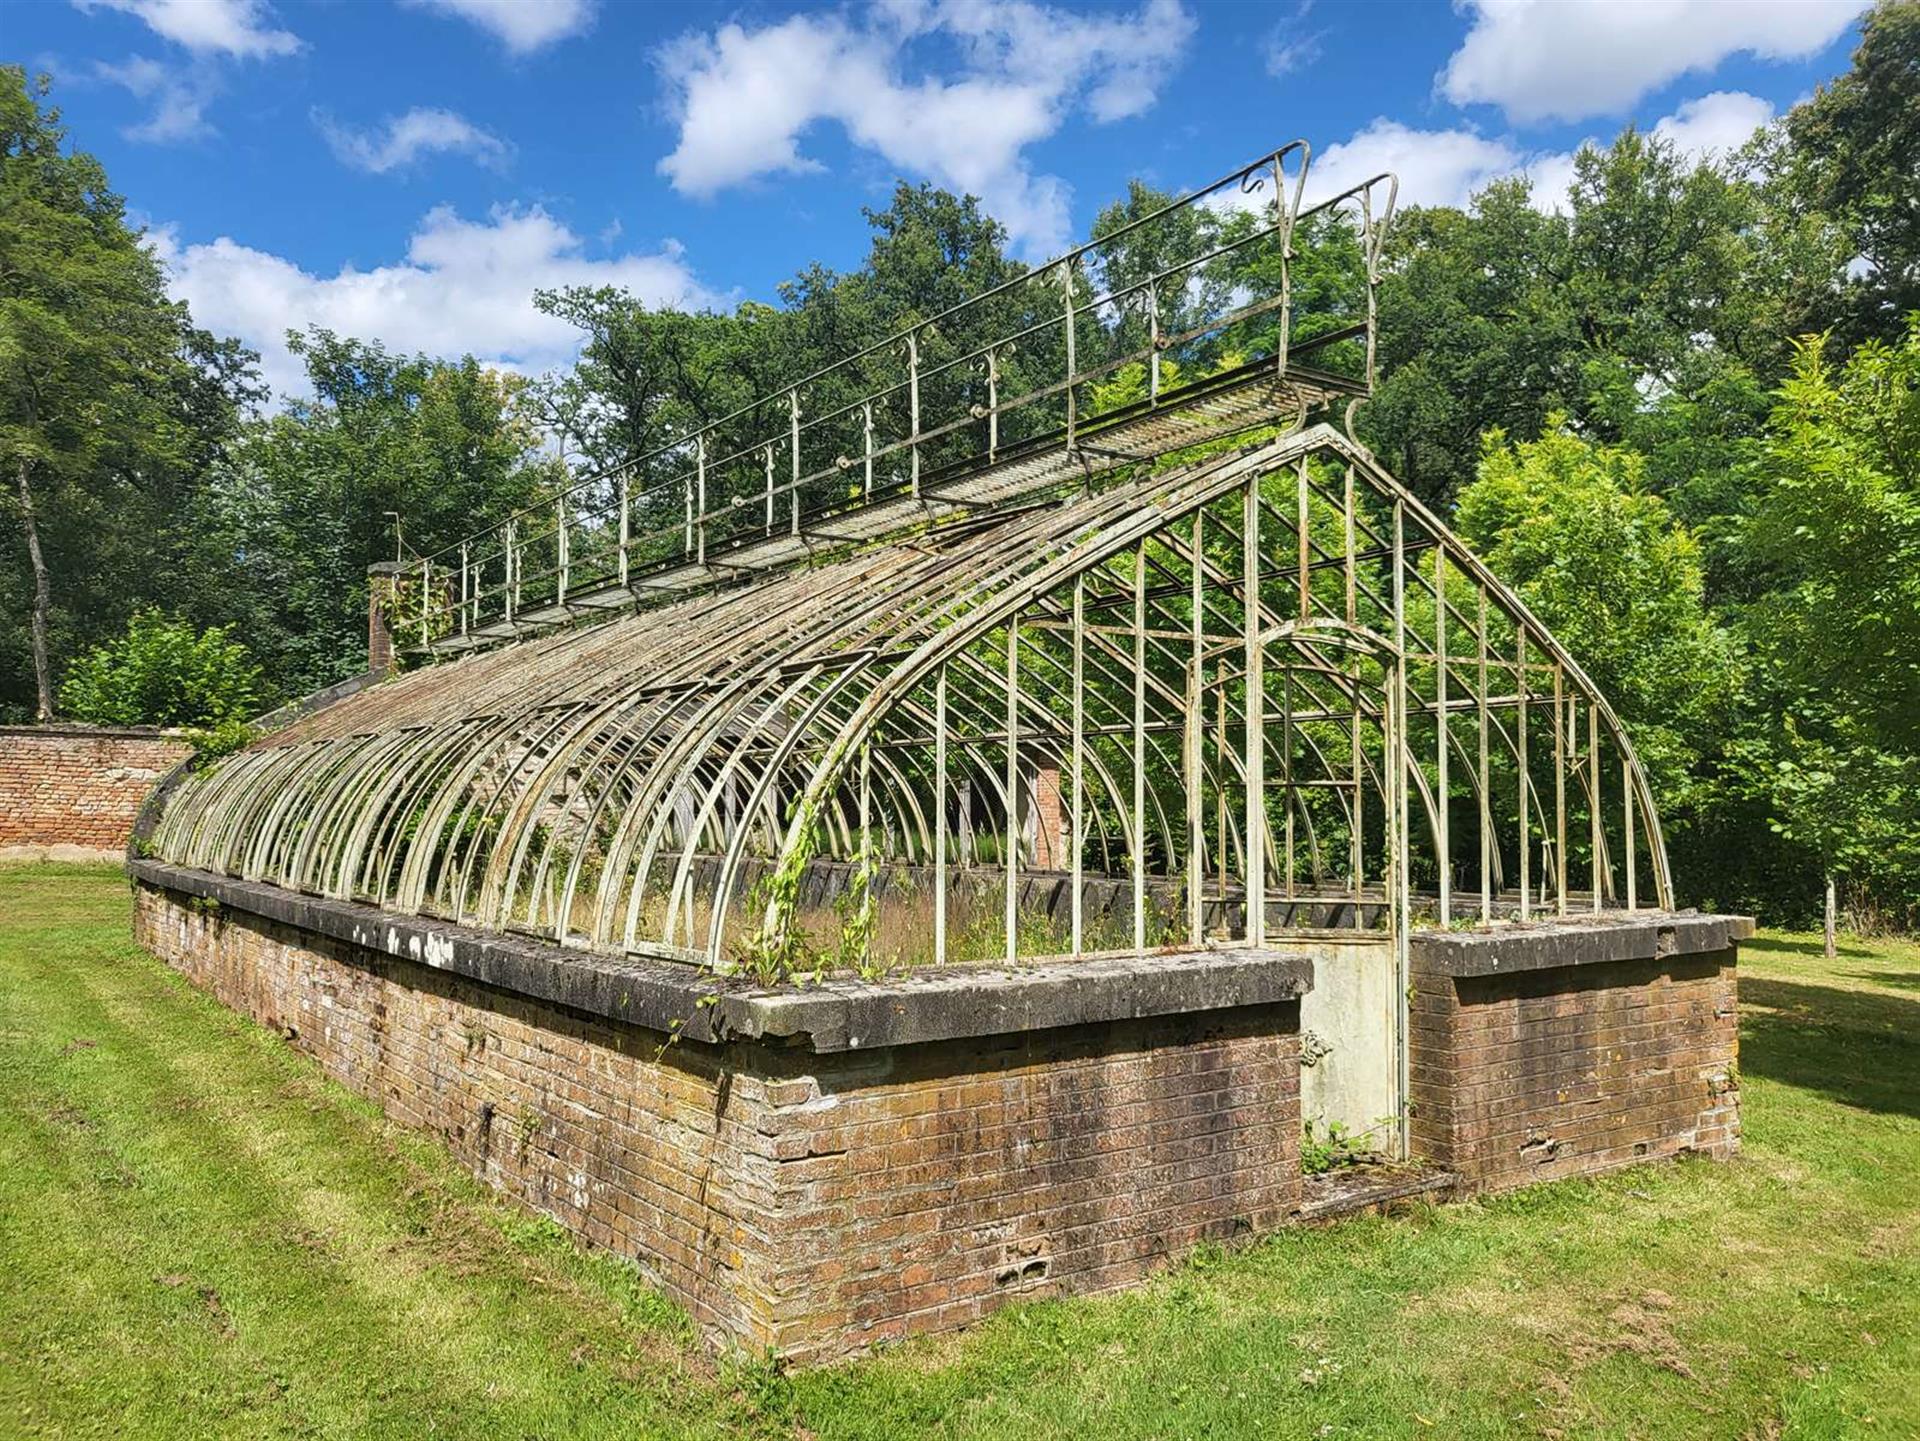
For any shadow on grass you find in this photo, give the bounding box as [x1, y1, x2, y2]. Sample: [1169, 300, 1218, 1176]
[1856, 969, 1920, 993]
[1739, 934, 1882, 962]
[1739, 975, 1920, 1119]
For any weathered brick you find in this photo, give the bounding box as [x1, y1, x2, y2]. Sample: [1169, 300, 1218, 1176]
[0, 726, 190, 855]
[133, 881, 1303, 1364]
[1408, 950, 1740, 1193]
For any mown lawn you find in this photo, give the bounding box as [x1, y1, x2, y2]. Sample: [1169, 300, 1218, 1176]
[1, 863, 1915, 1440]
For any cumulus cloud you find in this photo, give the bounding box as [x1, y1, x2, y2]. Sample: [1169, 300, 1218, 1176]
[150, 206, 714, 399]
[655, 0, 1197, 257]
[401, 0, 595, 55]
[1439, 0, 1862, 125]
[1649, 90, 1775, 164]
[73, 0, 300, 59]
[1291, 90, 1780, 221]
[317, 107, 512, 175]
[93, 54, 218, 142]
[1303, 120, 1520, 212]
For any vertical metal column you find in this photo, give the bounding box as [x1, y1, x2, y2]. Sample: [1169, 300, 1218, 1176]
[908, 331, 922, 498]
[1554, 662, 1567, 917]
[1477, 586, 1492, 921]
[1243, 477, 1265, 948]
[789, 389, 801, 537]
[1061, 260, 1078, 452]
[1434, 546, 1449, 921]
[695, 433, 707, 566]
[1589, 700, 1603, 911]
[1133, 542, 1147, 953]
[1517, 631, 1531, 921]
[1071, 576, 1085, 956]
[1391, 500, 1412, 1159]
[934, 665, 948, 965]
[1186, 513, 1204, 946]
[1005, 617, 1020, 963]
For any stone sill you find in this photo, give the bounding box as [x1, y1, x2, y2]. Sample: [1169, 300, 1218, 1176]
[128, 859, 1312, 1054]
[1408, 910, 1755, 978]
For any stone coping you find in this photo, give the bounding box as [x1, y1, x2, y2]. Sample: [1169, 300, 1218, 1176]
[128, 859, 1313, 1054]
[1408, 910, 1755, 978]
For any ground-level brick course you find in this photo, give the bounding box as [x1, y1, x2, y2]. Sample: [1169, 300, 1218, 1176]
[1408, 950, 1741, 1193]
[0, 725, 190, 858]
[132, 881, 1304, 1362]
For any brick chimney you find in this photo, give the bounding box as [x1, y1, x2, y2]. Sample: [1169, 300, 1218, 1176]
[368, 561, 407, 675]
[1027, 763, 1069, 870]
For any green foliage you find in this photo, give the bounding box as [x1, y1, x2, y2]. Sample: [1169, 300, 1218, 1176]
[0, 68, 258, 722]
[1364, 127, 1842, 507]
[189, 331, 558, 698]
[1300, 1120, 1365, 1176]
[58, 610, 260, 729]
[1785, 0, 1920, 343]
[10, 866, 1919, 1438]
[1455, 424, 1742, 815]
[1732, 320, 1920, 917]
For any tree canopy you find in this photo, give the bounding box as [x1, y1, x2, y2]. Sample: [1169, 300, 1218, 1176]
[5, 4, 1920, 928]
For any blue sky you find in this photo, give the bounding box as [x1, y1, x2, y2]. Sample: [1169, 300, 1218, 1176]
[11, 0, 1871, 398]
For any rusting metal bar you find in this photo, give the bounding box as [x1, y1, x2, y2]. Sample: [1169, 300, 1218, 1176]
[1005, 615, 1019, 962]
[1434, 545, 1449, 920]
[1062, 260, 1078, 452]
[1243, 474, 1265, 947]
[1625, 739, 1637, 911]
[1477, 585, 1491, 921]
[1071, 574, 1085, 955]
[1517, 630, 1530, 922]
[909, 330, 922, 498]
[935, 663, 948, 964]
[696, 433, 708, 565]
[1589, 698, 1602, 912]
[789, 389, 802, 537]
[1554, 662, 1567, 917]
[1133, 542, 1147, 952]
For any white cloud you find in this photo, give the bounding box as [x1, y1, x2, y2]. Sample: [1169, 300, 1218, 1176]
[150, 206, 714, 399]
[1650, 90, 1775, 164]
[401, 0, 595, 54]
[317, 107, 512, 175]
[93, 54, 218, 142]
[73, 0, 300, 59]
[1305, 120, 1520, 212]
[1523, 91, 1777, 214]
[1439, 0, 1862, 125]
[1294, 89, 1780, 221]
[655, 0, 1197, 257]
[1262, 0, 1321, 78]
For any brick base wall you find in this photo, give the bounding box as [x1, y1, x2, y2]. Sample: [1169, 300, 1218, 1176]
[0, 726, 191, 856]
[1409, 952, 1740, 1193]
[133, 883, 1302, 1362]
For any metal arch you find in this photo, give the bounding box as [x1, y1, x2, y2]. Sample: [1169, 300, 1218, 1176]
[148, 141, 1679, 979]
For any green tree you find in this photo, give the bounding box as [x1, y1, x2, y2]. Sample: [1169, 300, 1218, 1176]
[1786, 0, 1920, 344]
[193, 331, 555, 697]
[1735, 321, 1920, 938]
[0, 68, 256, 722]
[1455, 423, 1743, 824]
[59, 609, 260, 729]
[1366, 129, 1843, 509]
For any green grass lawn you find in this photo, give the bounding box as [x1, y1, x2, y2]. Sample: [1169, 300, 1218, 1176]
[1, 863, 1915, 1440]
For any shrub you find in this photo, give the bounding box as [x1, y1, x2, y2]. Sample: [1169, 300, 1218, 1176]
[59, 611, 261, 729]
